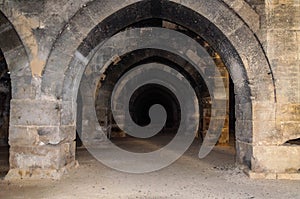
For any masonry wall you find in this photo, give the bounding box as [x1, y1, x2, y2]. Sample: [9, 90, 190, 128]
[247, 0, 300, 177]
[0, 0, 299, 180]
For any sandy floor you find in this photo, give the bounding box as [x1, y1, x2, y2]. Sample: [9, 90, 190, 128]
[0, 137, 299, 199]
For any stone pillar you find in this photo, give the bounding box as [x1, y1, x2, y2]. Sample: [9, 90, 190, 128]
[6, 99, 76, 179]
[247, 0, 300, 179]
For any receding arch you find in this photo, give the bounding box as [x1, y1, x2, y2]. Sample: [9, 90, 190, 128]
[41, 0, 276, 168]
[0, 11, 31, 178]
[0, 11, 31, 99]
[42, 0, 275, 101]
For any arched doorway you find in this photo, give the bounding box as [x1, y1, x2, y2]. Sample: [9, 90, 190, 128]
[42, 0, 275, 173]
[0, 48, 10, 178]
[0, 11, 31, 179]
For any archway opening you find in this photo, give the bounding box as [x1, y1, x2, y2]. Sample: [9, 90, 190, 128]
[70, 0, 256, 170]
[83, 18, 235, 155]
[129, 83, 180, 133]
[0, 48, 11, 178]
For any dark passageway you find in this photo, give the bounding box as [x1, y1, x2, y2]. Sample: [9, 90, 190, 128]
[0, 49, 10, 178]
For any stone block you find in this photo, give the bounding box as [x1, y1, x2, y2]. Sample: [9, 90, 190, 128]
[235, 120, 252, 142]
[229, 25, 257, 59]
[15, 141, 74, 168]
[61, 101, 76, 125]
[234, 82, 251, 104]
[4, 46, 30, 76]
[41, 70, 64, 99]
[236, 140, 252, 167]
[69, 8, 97, 37]
[266, 5, 300, 30]
[252, 120, 279, 145]
[53, 26, 83, 56]
[62, 60, 86, 102]
[276, 103, 300, 121]
[277, 173, 300, 180]
[59, 125, 76, 143]
[279, 122, 300, 141]
[252, 145, 300, 173]
[246, 170, 277, 180]
[10, 75, 33, 99]
[84, 0, 120, 24]
[253, 109, 276, 121]
[214, 6, 244, 37]
[235, 102, 252, 120]
[252, 101, 276, 122]
[10, 99, 61, 126]
[9, 126, 40, 146]
[6, 156, 78, 180]
[9, 144, 66, 170]
[37, 126, 60, 145]
[223, 0, 260, 31]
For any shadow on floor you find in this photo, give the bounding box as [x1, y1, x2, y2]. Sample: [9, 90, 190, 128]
[0, 146, 9, 179]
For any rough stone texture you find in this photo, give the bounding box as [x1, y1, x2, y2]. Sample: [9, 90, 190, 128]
[223, 0, 260, 33]
[0, 0, 298, 180]
[248, 0, 300, 177]
[252, 145, 300, 173]
[5, 141, 77, 180]
[246, 170, 300, 180]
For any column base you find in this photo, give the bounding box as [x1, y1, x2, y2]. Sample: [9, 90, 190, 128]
[244, 168, 300, 180]
[4, 160, 78, 180]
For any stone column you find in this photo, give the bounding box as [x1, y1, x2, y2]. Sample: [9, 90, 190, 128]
[248, 0, 300, 179]
[6, 99, 76, 179]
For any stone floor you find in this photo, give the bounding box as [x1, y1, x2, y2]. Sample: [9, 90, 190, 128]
[0, 136, 299, 199]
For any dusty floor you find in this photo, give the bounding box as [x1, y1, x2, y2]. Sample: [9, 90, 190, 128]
[0, 136, 299, 199]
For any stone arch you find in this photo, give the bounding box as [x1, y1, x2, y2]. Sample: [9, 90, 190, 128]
[0, 11, 31, 177]
[41, 0, 276, 170]
[93, 47, 215, 141]
[0, 11, 31, 99]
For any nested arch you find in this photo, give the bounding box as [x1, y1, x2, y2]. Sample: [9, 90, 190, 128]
[0, 11, 31, 99]
[41, 0, 276, 166]
[0, 10, 31, 176]
[42, 0, 275, 102]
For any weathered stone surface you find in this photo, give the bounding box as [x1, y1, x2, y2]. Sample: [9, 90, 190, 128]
[9, 126, 40, 146]
[235, 102, 252, 120]
[4, 48, 29, 75]
[5, 159, 78, 180]
[236, 141, 252, 167]
[9, 125, 76, 146]
[61, 101, 76, 126]
[10, 99, 60, 126]
[246, 170, 277, 180]
[277, 173, 300, 180]
[223, 0, 260, 32]
[59, 125, 77, 143]
[6, 140, 77, 180]
[276, 104, 300, 141]
[252, 145, 300, 173]
[9, 143, 75, 170]
[10, 75, 33, 99]
[235, 120, 252, 143]
[0, 0, 299, 180]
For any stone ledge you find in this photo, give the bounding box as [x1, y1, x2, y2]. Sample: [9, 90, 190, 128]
[244, 169, 300, 180]
[4, 160, 78, 181]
